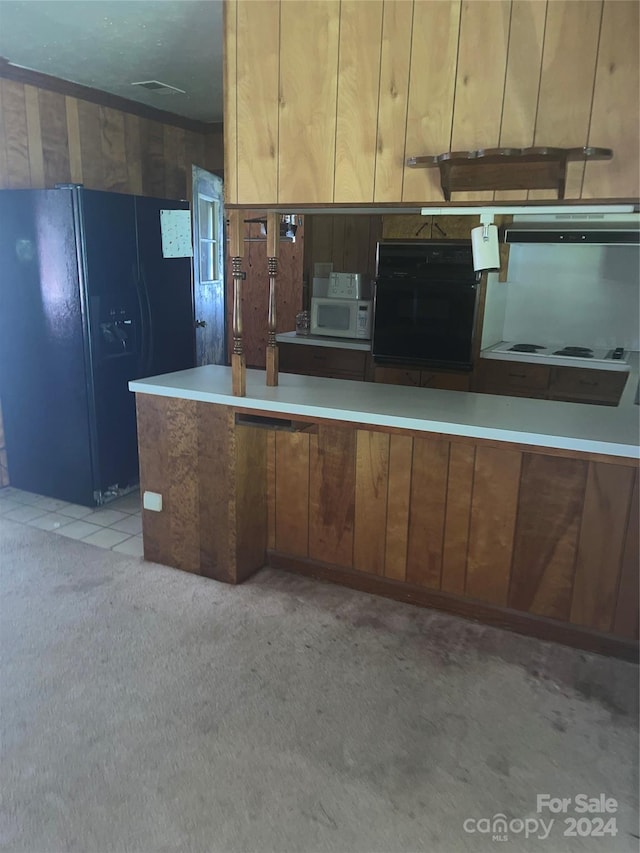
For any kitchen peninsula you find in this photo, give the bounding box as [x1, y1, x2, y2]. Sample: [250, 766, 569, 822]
[130, 366, 639, 660]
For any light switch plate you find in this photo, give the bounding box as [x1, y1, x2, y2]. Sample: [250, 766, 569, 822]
[143, 491, 163, 512]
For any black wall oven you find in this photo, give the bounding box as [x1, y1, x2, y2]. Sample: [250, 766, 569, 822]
[373, 241, 479, 370]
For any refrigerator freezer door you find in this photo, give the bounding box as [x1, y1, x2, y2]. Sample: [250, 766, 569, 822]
[0, 189, 195, 507]
[80, 190, 142, 498]
[0, 189, 96, 505]
[135, 196, 195, 378]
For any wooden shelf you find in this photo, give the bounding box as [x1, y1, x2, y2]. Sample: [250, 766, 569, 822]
[406, 146, 613, 200]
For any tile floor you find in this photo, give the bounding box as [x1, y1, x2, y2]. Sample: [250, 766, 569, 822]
[0, 487, 143, 556]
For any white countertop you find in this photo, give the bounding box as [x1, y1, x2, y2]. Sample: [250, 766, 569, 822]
[130, 365, 639, 460]
[276, 331, 371, 351]
[619, 352, 640, 408]
[481, 344, 640, 409]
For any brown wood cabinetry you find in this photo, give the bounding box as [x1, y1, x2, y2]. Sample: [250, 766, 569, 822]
[431, 215, 477, 240]
[373, 366, 421, 387]
[381, 214, 479, 241]
[135, 395, 266, 583]
[380, 213, 510, 280]
[225, 0, 639, 204]
[474, 360, 551, 398]
[548, 367, 628, 406]
[374, 365, 470, 392]
[267, 421, 639, 657]
[279, 342, 370, 381]
[133, 388, 639, 657]
[420, 370, 470, 392]
[475, 359, 628, 406]
[276, 350, 473, 391]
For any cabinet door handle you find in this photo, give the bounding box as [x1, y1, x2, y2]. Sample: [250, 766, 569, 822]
[508, 372, 527, 379]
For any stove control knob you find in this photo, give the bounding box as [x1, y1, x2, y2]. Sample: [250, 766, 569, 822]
[612, 347, 624, 359]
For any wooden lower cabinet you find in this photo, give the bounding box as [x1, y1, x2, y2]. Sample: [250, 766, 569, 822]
[373, 366, 421, 387]
[548, 367, 628, 406]
[134, 392, 639, 658]
[279, 345, 470, 390]
[420, 370, 471, 392]
[475, 359, 628, 405]
[474, 360, 551, 398]
[135, 394, 267, 583]
[268, 422, 639, 657]
[279, 342, 370, 381]
[374, 365, 470, 391]
[287, 346, 628, 402]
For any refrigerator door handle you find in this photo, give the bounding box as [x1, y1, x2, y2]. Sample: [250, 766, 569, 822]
[133, 264, 148, 375]
[139, 263, 154, 375]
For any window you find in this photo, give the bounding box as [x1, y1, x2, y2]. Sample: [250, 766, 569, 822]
[197, 193, 219, 283]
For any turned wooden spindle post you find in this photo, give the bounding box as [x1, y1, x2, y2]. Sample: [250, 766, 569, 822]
[266, 211, 280, 386]
[228, 210, 246, 396]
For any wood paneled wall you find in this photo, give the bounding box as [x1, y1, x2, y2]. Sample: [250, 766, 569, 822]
[225, 0, 639, 204]
[268, 423, 639, 641]
[226, 212, 305, 368]
[0, 78, 223, 199]
[303, 215, 382, 282]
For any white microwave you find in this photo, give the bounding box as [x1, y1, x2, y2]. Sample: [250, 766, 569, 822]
[310, 297, 372, 340]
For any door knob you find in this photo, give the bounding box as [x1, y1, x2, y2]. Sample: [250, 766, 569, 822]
[194, 319, 207, 328]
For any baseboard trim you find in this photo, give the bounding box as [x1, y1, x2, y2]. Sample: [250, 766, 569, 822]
[267, 552, 639, 662]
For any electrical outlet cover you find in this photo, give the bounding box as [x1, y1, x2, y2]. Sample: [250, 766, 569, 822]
[143, 491, 163, 512]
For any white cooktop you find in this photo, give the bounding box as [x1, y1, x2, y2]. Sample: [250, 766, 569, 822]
[484, 342, 631, 372]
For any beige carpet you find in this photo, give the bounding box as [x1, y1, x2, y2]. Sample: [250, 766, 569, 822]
[0, 516, 638, 853]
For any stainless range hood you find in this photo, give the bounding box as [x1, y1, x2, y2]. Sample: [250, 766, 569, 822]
[502, 218, 640, 245]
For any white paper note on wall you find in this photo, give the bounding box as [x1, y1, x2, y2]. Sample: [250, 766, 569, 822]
[160, 209, 193, 258]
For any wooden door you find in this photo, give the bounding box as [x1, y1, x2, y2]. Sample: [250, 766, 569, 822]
[192, 165, 226, 365]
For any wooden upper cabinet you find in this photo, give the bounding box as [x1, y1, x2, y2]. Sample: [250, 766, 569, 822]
[235, 0, 279, 204]
[374, 0, 413, 203]
[447, 0, 510, 202]
[583, 0, 640, 199]
[401, 0, 461, 203]
[494, 0, 546, 201]
[333, 0, 383, 203]
[530, 0, 602, 199]
[224, 0, 639, 205]
[223, 0, 238, 204]
[278, 0, 340, 203]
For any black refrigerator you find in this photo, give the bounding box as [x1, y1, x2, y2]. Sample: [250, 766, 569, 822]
[0, 186, 195, 506]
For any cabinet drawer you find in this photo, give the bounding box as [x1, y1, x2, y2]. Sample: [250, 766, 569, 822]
[375, 365, 471, 390]
[475, 360, 551, 395]
[549, 367, 627, 405]
[373, 366, 421, 386]
[420, 370, 470, 391]
[279, 343, 367, 380]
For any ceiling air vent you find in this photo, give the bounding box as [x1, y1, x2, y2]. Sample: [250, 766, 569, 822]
[131, 80, 186, 95]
